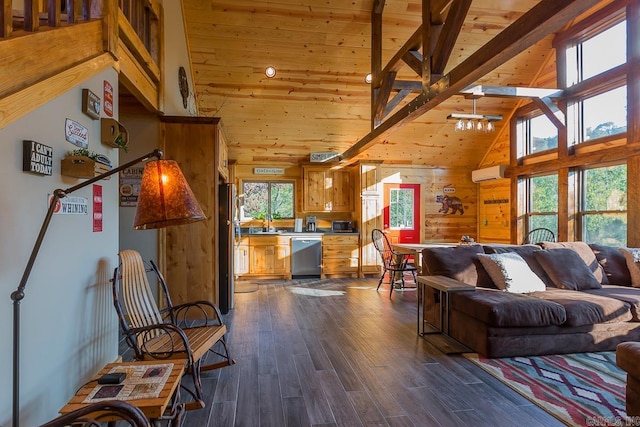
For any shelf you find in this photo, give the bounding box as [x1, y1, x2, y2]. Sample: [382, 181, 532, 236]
[101, 118, 129, 150]
[61, 156, 111, 179]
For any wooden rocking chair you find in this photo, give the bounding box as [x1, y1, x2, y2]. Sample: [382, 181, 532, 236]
[112, 249, 235, 411]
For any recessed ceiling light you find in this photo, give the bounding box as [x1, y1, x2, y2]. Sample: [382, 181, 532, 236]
[365, 73, 372, 84]
[265, 66, 276, 78]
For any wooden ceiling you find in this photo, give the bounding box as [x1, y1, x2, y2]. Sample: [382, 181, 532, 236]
[181, 0, 605, 168]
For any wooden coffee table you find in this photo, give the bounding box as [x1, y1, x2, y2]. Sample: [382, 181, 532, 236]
[59, 359, 187, 425]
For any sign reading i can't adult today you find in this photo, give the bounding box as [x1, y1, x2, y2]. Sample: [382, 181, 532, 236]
[23, 140, 53, 175]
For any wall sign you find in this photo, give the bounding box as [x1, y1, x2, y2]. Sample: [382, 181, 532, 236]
[254, 167, 284, 175]
[22, 140, 53, 175]
[81, 89, 101, 120]
[64, 118, 89, 148]
[310, 152, 338, 162]
[93, 184, 103, 232]
[48, 195, 88, 215]
[119, 166, 144, 207]
[103, 81, 114, 117]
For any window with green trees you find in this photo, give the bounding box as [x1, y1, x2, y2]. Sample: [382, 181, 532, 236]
[389, 188, 414, 229]
[579, 164, 627, 246]
[526, 174, 558, 236]
[241, 181, 294, 220]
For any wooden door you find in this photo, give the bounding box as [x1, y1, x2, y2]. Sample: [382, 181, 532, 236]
[383, 183, 421, 245]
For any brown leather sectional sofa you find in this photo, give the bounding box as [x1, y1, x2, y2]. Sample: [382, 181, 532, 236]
[421, 242, 640, 358]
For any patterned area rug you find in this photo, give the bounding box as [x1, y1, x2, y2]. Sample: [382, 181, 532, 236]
[465, 352, 627, 426]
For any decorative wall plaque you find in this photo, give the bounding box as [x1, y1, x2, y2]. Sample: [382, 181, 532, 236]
[65, 118, 89, 148]
[81, 89, 101, 120]
[23, 140, 53, 175]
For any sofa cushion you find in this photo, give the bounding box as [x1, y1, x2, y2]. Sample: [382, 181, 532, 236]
[584, 285, 640, 321]
[422, 245, 495, 288]
[477, 253, 547, 293]
[528, 288, 631, 326]
[589, 243, 631, 286]
[482, 244, 553, 287]
[534, 248, 602, 290]
[450, 288, 566, 327]
[541, 241, 608, 284]
[620, 248, 640, 287]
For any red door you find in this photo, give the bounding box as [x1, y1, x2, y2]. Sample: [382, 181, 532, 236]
[383, 183, 420, 245]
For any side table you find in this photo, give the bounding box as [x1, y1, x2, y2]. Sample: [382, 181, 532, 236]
[58, 359, 187, 426]
[417, 275, 475, 337]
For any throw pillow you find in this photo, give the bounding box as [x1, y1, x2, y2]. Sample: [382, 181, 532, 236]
[482, 244, 554, 287]
[541, 241, 608, 284]
[590, 243, 631, 286]
[477, 252, 547, 293]
[421, 244, 495, 288]
[619, 248, 640, 287]
[534, 248, 602, 290]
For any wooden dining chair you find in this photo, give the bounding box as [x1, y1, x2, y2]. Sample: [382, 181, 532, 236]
[112, 249, 235, 411]
[522, 227, 556, 245]
[371, 229, 418, 297]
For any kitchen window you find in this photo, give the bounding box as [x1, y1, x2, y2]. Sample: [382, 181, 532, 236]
[241, 181, 294, 220]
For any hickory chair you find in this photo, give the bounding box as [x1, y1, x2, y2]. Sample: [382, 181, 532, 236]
[112, 249, 235, 411]
[371, 229, 418, 297]
[41, 400, 150, 427]
[521, 227, 556, 245]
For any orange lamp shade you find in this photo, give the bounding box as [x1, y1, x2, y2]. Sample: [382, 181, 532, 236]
[133, 160, 206, 230]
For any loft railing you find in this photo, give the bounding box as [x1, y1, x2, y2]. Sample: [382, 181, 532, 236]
[0, 0, 163, 125]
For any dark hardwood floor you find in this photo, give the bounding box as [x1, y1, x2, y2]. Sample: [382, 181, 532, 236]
[153, 278, 565, 426]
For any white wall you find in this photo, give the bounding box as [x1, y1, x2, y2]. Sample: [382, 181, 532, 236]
[0, 69, 121, 426]
[162, 0, 198, 115]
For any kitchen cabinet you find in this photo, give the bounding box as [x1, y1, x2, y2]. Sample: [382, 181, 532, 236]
[245, 235, 291, 278]
[302, 166, 353, 212]
[322, 234, 359, 277]
[218, 129, 229, 181]
[234, 236, 250, 276]
[359, 163, 382, 277]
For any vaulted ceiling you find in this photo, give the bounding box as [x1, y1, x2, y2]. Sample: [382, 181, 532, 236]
[181, 0, 606, 168]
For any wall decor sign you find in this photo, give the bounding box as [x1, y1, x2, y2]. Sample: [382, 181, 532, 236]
[310, 152, 339, 162]
[254, 167, 285, 175]
[64, 118, 89, 148]
[93, 184, 102, 232]
[443, 186, 455, 193]
[22, 140, 53, 175]
[81, 89, 101, 120]
[103, 80, 114, 117]
[48, 194, 88, 215]
[119, 166, 143, 207]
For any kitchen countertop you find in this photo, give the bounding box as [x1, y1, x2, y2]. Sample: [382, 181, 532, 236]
[240, 229, 359, 237]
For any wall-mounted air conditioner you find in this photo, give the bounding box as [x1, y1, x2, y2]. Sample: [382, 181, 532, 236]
[471, 165, 507, 183]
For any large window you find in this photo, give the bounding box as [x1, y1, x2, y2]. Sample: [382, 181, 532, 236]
[389, 188, 414, 229]
[565, 20, 626, 86]
[580, 86, 627, 143]
[579, 164, 627, 246]
[241, 181, 294, 220]
[517, 113, 559, 157]
[525, 174, 558, 236]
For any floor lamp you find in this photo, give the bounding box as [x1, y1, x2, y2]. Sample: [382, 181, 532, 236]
[10, 149, 206, 427]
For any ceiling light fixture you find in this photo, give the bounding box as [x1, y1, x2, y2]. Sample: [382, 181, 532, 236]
[365, 73, 372, 84]
[265, 66, 276, 78]
[447, 98, 502, 133]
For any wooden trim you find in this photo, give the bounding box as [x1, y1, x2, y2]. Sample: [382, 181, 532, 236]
[118, 38, 160, 112]
[1, 0, 11, 37]
[0, 53, 114, 129]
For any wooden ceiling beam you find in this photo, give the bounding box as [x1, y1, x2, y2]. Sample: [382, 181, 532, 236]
[340, 0, 602, 163]
[431, 0, 472, 75]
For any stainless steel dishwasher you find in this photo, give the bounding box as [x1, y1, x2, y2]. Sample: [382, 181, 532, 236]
[291, 237, 322, 278]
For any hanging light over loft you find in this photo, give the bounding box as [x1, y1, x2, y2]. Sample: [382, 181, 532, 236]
[447, 98, 502, 133]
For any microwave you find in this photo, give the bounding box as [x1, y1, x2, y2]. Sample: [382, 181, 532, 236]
[332, 220, 354, 233]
